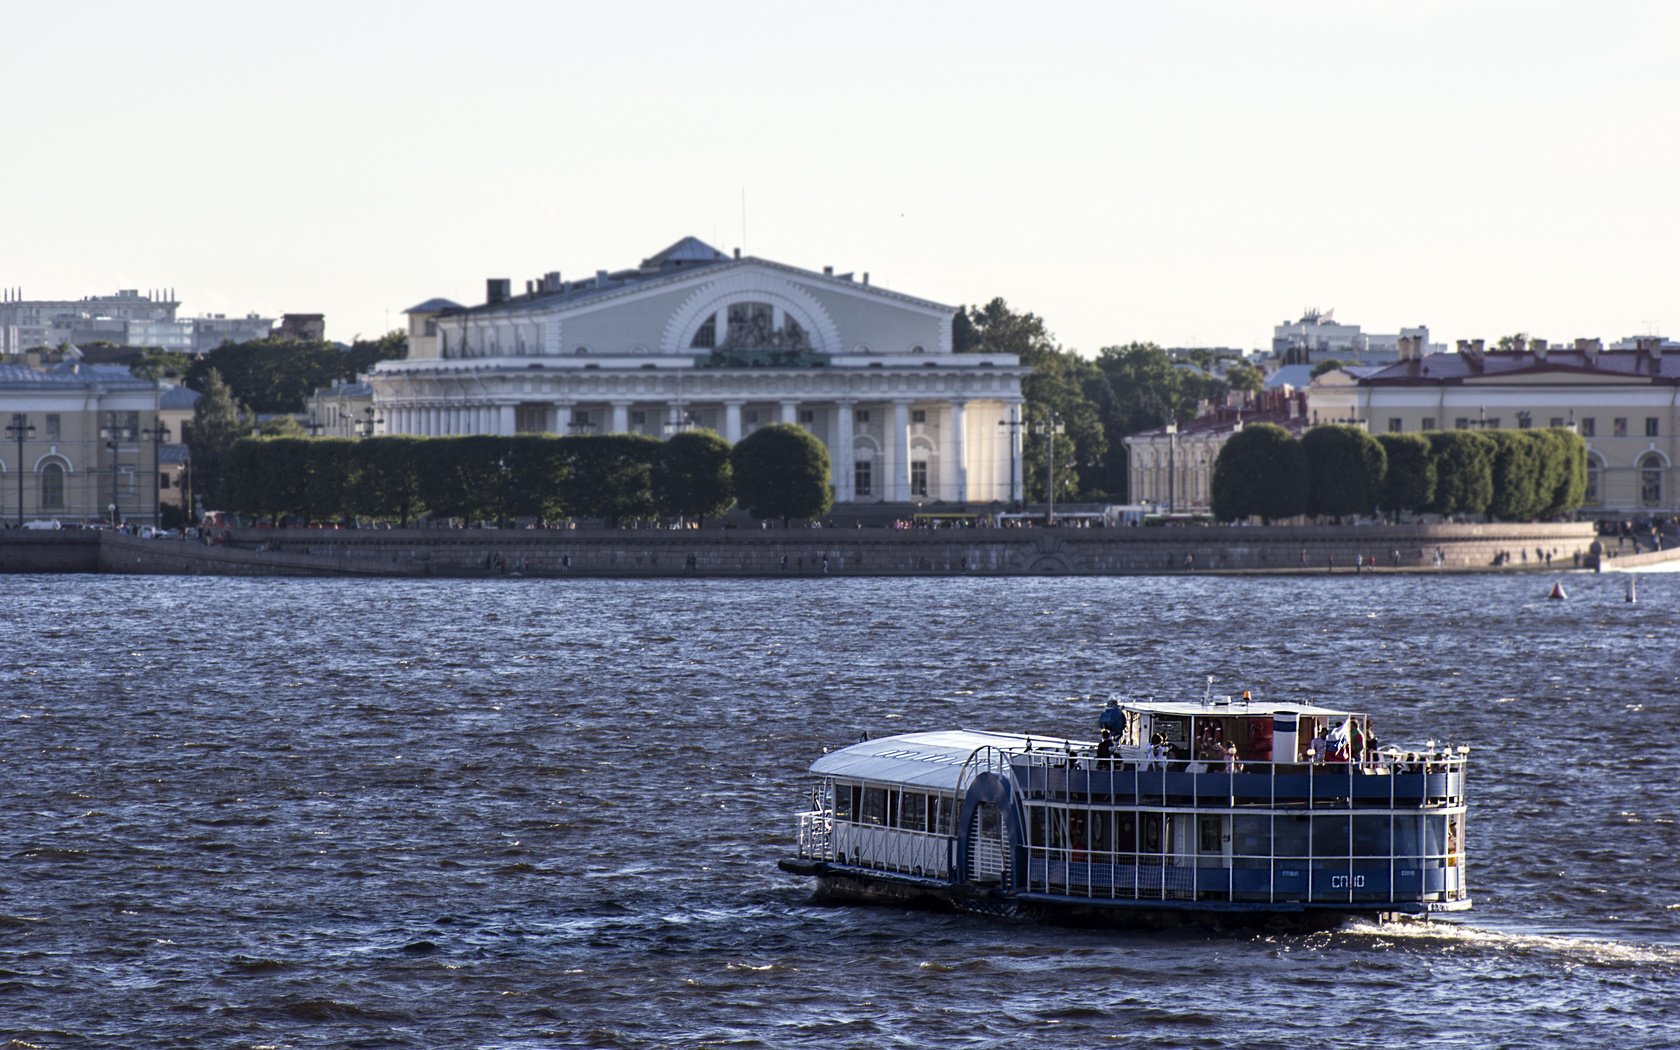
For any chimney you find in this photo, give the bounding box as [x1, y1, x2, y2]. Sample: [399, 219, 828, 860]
[733, 247, 741, 260]
[823, 265, 833, 276]
[862, 272, 870, 286]
[1457, 339, 1484, 369]
[486, 278, 510, 304]
[1397, 335, 1417, 361]
[525, 280, 535, 296]
[1530, 338, 1548, 362]
[595, 269, 609, 288]
[1576, 337, 1600, 365]
[544, 271, 561, 292]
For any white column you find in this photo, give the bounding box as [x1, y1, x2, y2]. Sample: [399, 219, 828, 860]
[723, 400, 744, 444]
[554, 403, 572, 435]
[891, 399, 911, 503]
[780, 400, 799, 425]
[610, 401, 631, 434]
[834, 400, 855, 502]
[948, 400, 968, 503]
[499, 404, 516, 435]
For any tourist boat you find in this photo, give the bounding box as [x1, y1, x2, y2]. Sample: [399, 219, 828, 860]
[778, 688, 1470, 927]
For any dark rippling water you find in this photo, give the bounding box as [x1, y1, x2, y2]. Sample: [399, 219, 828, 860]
[4, 570, 1679, 1048]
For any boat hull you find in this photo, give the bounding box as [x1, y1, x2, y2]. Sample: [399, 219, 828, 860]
[780, 858, 1462, 931]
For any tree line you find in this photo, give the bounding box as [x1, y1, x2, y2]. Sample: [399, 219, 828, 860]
[954, 298, 1252, 503]
[1209, 423, 1589, 523]
[216, 424, 834, 527]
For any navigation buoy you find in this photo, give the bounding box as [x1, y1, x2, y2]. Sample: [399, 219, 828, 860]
[1548, 581, 1567, 601]
[1627, 577, 1637, 604]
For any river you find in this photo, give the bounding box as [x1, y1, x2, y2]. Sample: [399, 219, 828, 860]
[3, 572, 1677, 1047]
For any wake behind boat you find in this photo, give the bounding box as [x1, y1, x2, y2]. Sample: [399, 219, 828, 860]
[779, 688, 1470, 928]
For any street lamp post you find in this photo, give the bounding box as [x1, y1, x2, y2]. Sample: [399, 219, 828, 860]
[142, 421, 172, 529]
[1041, 411, 1065, 525]
[344, 407, 383, 439]
[6, 413, 34, 526]
[997, 409, 1024, 509]
[1164, 422, 1179, 515]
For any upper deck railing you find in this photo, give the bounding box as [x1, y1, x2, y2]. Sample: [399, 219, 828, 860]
[1005, 745, 1469, 811]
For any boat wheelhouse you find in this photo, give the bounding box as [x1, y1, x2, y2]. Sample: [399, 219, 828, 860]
[779, 695, 1470, 927]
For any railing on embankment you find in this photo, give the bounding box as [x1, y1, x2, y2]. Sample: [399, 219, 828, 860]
[0, 522, 1605, 579]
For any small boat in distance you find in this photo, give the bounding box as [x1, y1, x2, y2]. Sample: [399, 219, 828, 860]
[779, 688, 1470, 929]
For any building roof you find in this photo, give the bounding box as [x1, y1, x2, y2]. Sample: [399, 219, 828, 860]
[1363, 348, 1680, 385]
[642, 236, 727, 266]
[1264, 364, 1314, 390]
[405, 298, 465, 314]
[160, 384, 201, 410]
[420, 236, 953, 323]
[0, 362, 155, 391]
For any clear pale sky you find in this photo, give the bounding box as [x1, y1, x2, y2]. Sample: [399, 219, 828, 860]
[3, 1, 1674, 353]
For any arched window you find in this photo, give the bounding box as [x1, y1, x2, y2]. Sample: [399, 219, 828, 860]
[1640, 453, 1664, 506]
[41, 463, 64, 509]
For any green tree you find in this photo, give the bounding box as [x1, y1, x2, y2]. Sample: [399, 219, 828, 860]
[351, 437, 429, 525]
[1210, 423, 1308, 523]
[1375, 433, 1436, 519]
[1301, 424, 1387, 520]
[1538, 427, 1589, 516]
[654, 429, 734, 523]
[1486, 430, 1544, 521]
[188, 368, 249, 510]
[343, 330, 408, 376]
[1494, 332, 1529, 353]
[257, 416, 307, 437]
[1425, 431, 1496, 517]
[130, 348, 192, 382]
[730, 423, 833, 523]
[185, 338, 359, 414]
[1224, 362, 1264, 395]
[957, 298, 1110, 498]
[1309, 359, 1348, 379]
[561, 434, 660, 525]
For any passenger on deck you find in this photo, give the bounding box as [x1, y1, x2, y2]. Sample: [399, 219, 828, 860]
[1223, 744, 1242, 774]
[1309, 723, 1329, 764]
[1096, 729, 1115, 761]
[1099, 698, 1126, 737]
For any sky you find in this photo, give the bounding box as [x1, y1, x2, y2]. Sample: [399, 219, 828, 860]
[3, 1, 1676, 354]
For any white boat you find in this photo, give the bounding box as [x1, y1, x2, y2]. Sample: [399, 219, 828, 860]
[779, 691, 1470, 928]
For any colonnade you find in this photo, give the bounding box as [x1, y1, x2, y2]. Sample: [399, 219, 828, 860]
[381, 396, 1024, 505]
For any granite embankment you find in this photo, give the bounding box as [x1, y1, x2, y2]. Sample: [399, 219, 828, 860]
[2, 521, 1657, 578]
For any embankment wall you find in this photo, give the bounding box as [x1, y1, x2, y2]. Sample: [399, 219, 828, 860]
[0, 522, 1621, 578]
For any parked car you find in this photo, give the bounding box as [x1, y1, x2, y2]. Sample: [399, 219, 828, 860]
[21, 519, 61, 530]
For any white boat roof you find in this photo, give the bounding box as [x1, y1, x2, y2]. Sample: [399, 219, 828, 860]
[810, 730, 1031, 790]
[1120, 699, 1359, 719]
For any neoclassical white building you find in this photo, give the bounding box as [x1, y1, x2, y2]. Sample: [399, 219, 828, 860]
[370, 238, 1028, 504]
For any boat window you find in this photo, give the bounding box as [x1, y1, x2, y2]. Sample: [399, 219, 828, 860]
[834, 783, 856, 820]
[1156, 718, 1188, 748]
[1393, 816, 1422, 861]
[1313, 815, 1350, 856]
[1273, 815, 1311, 858]
[1141, 814, 1164, 854]
[1424, 815, 1448, 859]
[1199, 816, 1223, 854]
[861, 786, 886, 826]
[1114, 813, 1136, 858]
[1352, 816, 1392, 857]
[1231, 815, 1269, 866]
[899, 792, 928, 832]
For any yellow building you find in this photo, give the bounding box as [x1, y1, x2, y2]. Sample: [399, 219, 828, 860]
[0, 356, 172, 526]
[1310, 338, 1677, 516]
